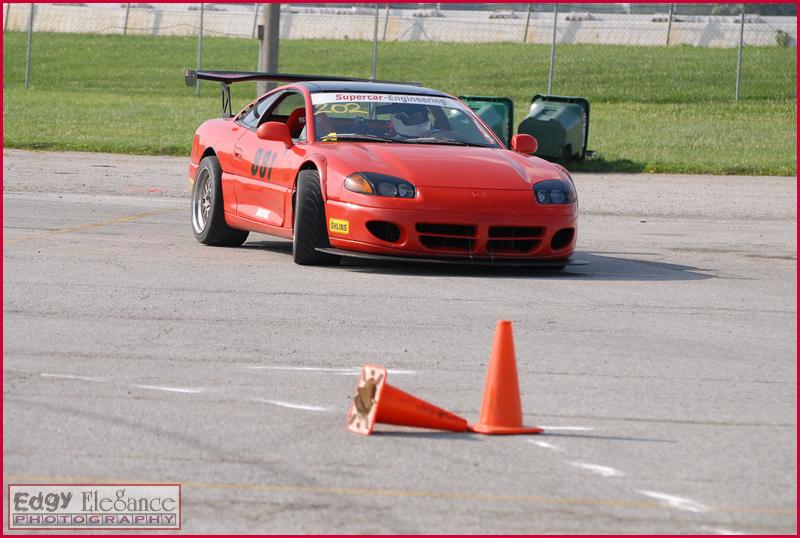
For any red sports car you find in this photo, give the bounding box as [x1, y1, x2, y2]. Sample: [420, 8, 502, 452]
[186, 71, 578, 268]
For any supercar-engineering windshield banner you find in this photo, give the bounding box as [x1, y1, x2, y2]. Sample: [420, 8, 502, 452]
[311, 92, 464, 109]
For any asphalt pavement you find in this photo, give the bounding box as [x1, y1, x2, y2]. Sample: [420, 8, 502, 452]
[3, 149, 796, 533]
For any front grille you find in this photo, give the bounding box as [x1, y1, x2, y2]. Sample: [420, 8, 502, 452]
[416, 223, 476, 237]
[486, 227, 544, 253]
[416, 222, 476, 253]
[489, 226, 544, 238]
[487, 239, 540, 253]
[414, 222, 548, 256]
[419, 236, 475, 252]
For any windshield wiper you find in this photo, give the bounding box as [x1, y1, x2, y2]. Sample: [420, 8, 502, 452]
[404, 137, 487, 147]
[320, 133, 408, 143]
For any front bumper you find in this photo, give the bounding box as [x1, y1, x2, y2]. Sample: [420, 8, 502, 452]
[325, 197, 577, 262]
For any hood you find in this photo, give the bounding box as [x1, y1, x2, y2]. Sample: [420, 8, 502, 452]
[317, 143, 561, 190]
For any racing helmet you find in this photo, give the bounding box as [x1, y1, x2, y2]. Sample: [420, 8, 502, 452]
[390, 105, 430, 137]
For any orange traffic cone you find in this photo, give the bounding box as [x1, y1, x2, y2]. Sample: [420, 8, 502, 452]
[470, 321, 543, 435]
[347, 365, 468, 435]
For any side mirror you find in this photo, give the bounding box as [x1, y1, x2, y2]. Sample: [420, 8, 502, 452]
[511, 134, 537, 155]
[257, 121, 293, 147]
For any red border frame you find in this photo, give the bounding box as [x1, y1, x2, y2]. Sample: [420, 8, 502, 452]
[7, 483, 182, 531]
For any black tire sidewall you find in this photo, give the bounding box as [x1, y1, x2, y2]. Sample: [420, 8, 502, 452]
[191, 158, 218, 243]
[293, 170, 337, 265]
[192, 156, 248, 246]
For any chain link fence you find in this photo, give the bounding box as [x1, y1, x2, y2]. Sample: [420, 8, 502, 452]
[5, 3, 796, 98]
[5, 3, 796, 45]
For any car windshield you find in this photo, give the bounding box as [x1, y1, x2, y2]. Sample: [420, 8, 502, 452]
[310, 92, 501, 148]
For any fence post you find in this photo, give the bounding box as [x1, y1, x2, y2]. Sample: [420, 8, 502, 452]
[735, 4, 745, 101]
[251, 3, 259, 38]
[123, 3, 131, 35]
[196, 3, 204, 96]
[382, 3, 390, 41]
[523, 3, 532, 44]
[25, 4, 34, 88]
[547, 4, 558, 94]
[371, 4, 379, 79]
[666, 3, 674, 46]
[5, 4, 11, 32]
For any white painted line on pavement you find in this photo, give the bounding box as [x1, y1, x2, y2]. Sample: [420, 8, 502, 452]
[538, 425, 594, 431]
[637, 490, 709, 513]
[526, 439, 565, 452]
[250, 398, 331, 412]
[40, 373, 106, 382]
[246, 366, 353, 373]
[131, 384, 205, 394]
[331, 369, 416, 376]
[699, 526, 744, 535]
[246, 365, 416, 375]
[571, 462, 624, 478]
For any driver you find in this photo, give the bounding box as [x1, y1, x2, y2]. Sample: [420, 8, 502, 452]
[388, 104, 431, 138]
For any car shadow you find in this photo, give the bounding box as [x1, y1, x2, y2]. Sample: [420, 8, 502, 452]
[540, 431, 677, 444]
[371, 430, 480, 441]
[367, 430, 672, 444]
[340, 252, 715, 282]
[241, 241, 715, 283]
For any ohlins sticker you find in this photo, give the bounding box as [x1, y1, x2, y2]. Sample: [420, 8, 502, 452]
[251, 149, 278, 180]
[329, 218, 350, 235]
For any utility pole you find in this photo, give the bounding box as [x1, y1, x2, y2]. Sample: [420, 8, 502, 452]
[257, 3, 280, 96]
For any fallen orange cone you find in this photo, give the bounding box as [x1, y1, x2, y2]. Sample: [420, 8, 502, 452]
[470, 320, 543, 435]
[347, 365, 468, 435]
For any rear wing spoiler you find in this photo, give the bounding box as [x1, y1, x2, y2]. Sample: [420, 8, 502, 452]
[184, 69, 422, 118]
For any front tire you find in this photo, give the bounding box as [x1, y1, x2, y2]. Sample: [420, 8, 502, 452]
[293, 170, 339, 266]
[191, 155, 249, 246]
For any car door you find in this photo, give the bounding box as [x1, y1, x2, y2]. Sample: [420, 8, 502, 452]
[232, 90, 308, 229]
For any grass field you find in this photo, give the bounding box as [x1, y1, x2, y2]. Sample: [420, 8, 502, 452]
[3, 31, 796, 175]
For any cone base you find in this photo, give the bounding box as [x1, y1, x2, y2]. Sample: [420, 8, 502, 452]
[469, 423, 544, 435]
[347, 365, 469, 435]
[347, 365, 387, 436]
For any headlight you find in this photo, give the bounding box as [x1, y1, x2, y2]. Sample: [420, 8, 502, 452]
[533, 179, 576, 205]
[344, 172, 416, 198]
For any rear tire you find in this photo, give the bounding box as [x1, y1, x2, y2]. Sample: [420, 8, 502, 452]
[293, 170, 339, 266]
[191, 156, 249, 246]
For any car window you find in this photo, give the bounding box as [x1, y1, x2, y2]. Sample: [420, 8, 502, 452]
[310, 93, 500, 148]
[237, 92, 282, 129]
[269, 92, 306, 119]
[259, 91, 308, 141]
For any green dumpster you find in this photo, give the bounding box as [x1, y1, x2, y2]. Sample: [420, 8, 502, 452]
[459, 96, 514, 147]
[517, 95, 590, 162]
